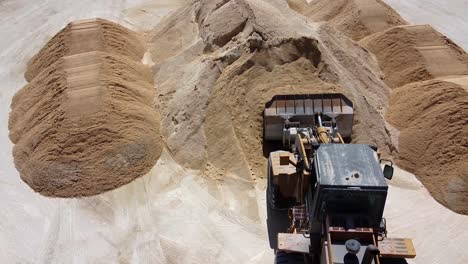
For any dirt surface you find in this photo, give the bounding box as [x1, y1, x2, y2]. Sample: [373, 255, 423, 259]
[362, 25, 468, 87]
[25, 18, 145, 82]
[9, 19, 162, 197]
[386, 79, 468, 214]
[288, 0, 406, 41]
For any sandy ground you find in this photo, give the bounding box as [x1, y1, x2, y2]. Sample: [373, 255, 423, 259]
[1, 1, 468, 263]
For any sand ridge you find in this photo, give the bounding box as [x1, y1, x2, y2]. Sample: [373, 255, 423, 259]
[9, 19, 162, 197]
[25, 18, 145, 82]
[287, 0, 407, 41]
[359, 23, 468, 213]
[361, 24, 468, 88]
[386, 79, 468, 214]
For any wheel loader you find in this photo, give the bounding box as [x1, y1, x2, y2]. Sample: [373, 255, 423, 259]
[264, 94, 416, 264]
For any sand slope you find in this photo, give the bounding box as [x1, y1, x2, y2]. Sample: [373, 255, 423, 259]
[288, 0, 406, 41]
[25, 18, 145, 82]
[205, 37, 339, 180]
[386, 79, 468, 214]
[362, 25, 468, 87]
[382, 0, 468, 51]
[362, 23, 468, 213]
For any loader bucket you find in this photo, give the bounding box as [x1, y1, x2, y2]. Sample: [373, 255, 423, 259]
[263, 93, 354, 141]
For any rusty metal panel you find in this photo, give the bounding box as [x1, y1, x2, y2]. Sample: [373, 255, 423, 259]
[263, 94, 355, 139]
[323, 98, 332, 113]
[379, 238, 416, 259]
[304, 99, 313, 114]
[286, 99, 295, 114]
[313, 99, 322, 113]
[332, 98, 342, 112]
[341, 98, 353, 114]
[295, 99, 305, 114]
[278, 233, 311, 253]
[277, 100, 286, 114]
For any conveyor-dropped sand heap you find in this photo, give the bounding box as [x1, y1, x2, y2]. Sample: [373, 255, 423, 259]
[9, 19, 162, 197]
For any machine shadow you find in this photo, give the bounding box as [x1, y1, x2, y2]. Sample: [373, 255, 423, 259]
[266, 198, 289, 250]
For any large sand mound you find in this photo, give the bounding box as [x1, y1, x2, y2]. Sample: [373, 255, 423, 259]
[149, 0, 395, 184]
[362, 22, 468, 214]
[25, 18, 145, 82]
[288, 0, 406, 41]
[205, 37, 340, 180]
[386, 79, 468, 214]
[362, 25, 468, 88]
[9, 51, 162, 197]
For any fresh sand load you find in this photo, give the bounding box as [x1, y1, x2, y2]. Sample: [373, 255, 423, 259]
[361, 25, 468, 88]
[25, 18, 145, 82]
[9, 19, 162, 197]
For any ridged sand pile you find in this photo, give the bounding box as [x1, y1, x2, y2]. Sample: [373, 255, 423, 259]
[9, 19, 162, 197]
[361, 24, 468, 213]
[25, 18, 145, 81]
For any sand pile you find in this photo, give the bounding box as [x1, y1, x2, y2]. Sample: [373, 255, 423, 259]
[9, 20, 162, 197]
[149, 0, 395, 182]
[25, 18, 145, 82]
[148, 0, 468, 216]
[362, 25, 468, 88]
[360, 22, 468, 213]
[386, 79, 468, 214]
[204, 37, 340, 179]
[287, 0, 406, 41]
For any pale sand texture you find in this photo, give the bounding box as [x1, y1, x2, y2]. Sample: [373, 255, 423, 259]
[1, 0, 468, 263]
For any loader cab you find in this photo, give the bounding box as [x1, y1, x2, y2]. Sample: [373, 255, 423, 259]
[307, 144, 388, 231]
